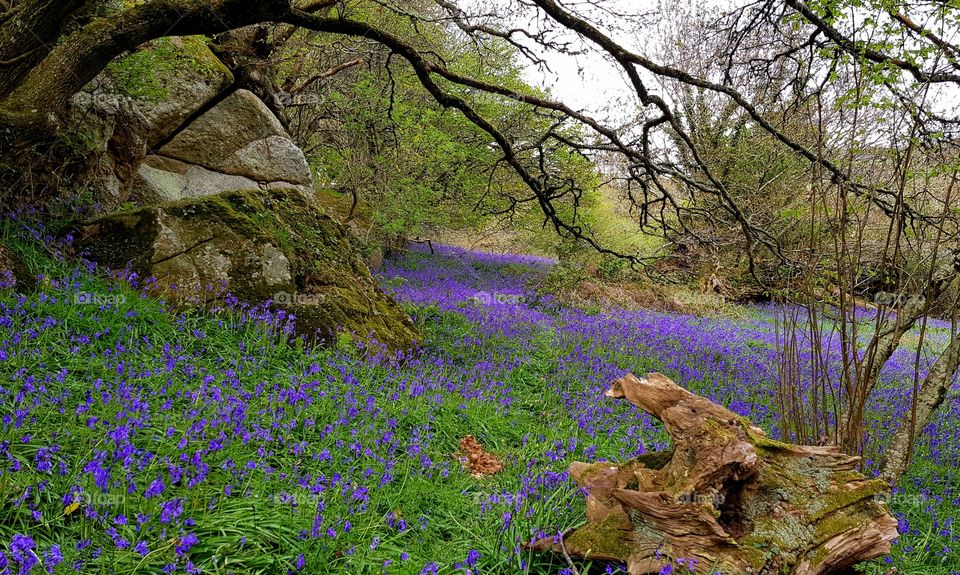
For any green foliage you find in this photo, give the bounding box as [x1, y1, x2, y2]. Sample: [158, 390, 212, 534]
[0, 234, 606, 574]
[1, 232, 958, 573]
[60, 129, 103, 156]
[105, 37, 220, 101]
[283, 4, 600, 249]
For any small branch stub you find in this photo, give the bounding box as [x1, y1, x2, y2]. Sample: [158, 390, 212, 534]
[530, 373, 898, 575]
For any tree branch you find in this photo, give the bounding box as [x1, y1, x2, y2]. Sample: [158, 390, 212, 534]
[783, 0, 960, 85]
[0, 0, 291, 131]
[282, 8, 643, 263]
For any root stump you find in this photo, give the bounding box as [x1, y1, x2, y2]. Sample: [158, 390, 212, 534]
[530, 373, 898, 574]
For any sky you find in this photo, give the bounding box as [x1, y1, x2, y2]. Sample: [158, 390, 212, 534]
[523, 43, 633, 117]
[476, 0, 738, 119]
[498, 0, 960, 126]
[507, 0, 651, 119]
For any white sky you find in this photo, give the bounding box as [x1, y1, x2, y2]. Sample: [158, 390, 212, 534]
[502, 0, 959, 125]
[484, 0, 739, 120]
[513, 0, 648, 119]
[524, 45, 632, 117]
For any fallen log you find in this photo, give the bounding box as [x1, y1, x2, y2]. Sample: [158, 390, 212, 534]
[530, 373, 898, 575]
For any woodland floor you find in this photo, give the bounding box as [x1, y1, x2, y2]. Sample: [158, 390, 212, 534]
[0, 229, 958, 574]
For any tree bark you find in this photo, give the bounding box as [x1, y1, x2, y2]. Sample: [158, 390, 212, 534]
[0, 0, 88, 100]
[530, 373, 898, 575]
[0, 0, 291, 139]
[880, 330, 960, 482]
[210, 24, 292, 124]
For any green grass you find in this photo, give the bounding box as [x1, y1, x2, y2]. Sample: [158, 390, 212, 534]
[0, 236, 611, 573]
[1, 230, 958, 574]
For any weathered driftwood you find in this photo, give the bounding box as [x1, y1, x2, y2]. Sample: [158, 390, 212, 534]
[530, 373, 898, 575]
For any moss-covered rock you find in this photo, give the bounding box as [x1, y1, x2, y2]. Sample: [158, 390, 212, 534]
[71, 189, 419, 351]
[62, 37, 236, 209]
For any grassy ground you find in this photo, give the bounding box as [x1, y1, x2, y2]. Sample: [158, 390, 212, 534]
[0, 229, 958, 574]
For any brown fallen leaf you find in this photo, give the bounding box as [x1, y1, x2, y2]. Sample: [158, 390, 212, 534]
[458, 435, 503, 477]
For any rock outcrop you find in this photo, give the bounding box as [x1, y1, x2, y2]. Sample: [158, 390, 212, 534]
[63, 37, 236, 205]
[142, 89, 313, 202]
[133, 156, 266, 203]
[72, 189, 419, 351]
[64, 38, 313, 208]
[60, 37, 416, 351]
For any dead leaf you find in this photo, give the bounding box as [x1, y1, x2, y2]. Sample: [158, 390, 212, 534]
[458, 435, 503, 477]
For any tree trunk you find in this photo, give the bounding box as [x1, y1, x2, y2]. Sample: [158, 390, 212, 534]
[210, 25, 291, 124]
[880, 330, 960, 483]
[0, 0, 87, 100]
[0, 0, 291, 142]
[530, 373, 898, 575]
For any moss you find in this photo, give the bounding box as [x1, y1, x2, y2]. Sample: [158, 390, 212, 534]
[812, 513, 863, 541]
[565, 514, 632, 560]
[834, 470, 864, 483]
[313, 188, 372, 223]
[175, 36, 232, 80]
[738, 418, 795, 452]
[73, 189, 419, 350]
[72, 211, 161, 271]
[106, 36, 231, 102]
[745, 510, 812, 555]
[735, 545, 774, 572]
[807, 479, 888, 522]
[703, 418, 738, 442]
[630, 449, 674, 471]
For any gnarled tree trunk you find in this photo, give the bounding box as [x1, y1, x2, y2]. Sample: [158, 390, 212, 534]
[0, 0, 292, 143]
[531, 373, 898, 575]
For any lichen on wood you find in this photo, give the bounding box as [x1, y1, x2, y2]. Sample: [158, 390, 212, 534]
[529, 373, 898, 575]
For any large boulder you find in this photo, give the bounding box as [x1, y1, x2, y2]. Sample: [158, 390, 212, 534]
[63, 37, 235, 207]
[71, 189, 419, 351]
[63, 40, 315, 209]
[133, 156, 263, 204]
[134, 89, 315, 203]
[133, 37, 236, 148]
[216, 135, 314, 185]
[159, 90, 288, 168]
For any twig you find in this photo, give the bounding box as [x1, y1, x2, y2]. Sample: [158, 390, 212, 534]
[558, 531, 581, 575]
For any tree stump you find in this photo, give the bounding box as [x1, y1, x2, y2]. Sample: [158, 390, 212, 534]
[530, 373, 898, 574]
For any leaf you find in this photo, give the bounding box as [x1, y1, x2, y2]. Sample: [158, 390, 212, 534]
[458, 435, 504, 477]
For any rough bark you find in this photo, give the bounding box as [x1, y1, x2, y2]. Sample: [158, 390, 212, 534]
[0, 0, 88, 100]
[206, 0, 339, 123]
[880, 330, 960, 483]
[0, 0, 290, 138]
[530, 373, 898, 575]
[210, 25, 290, 123]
